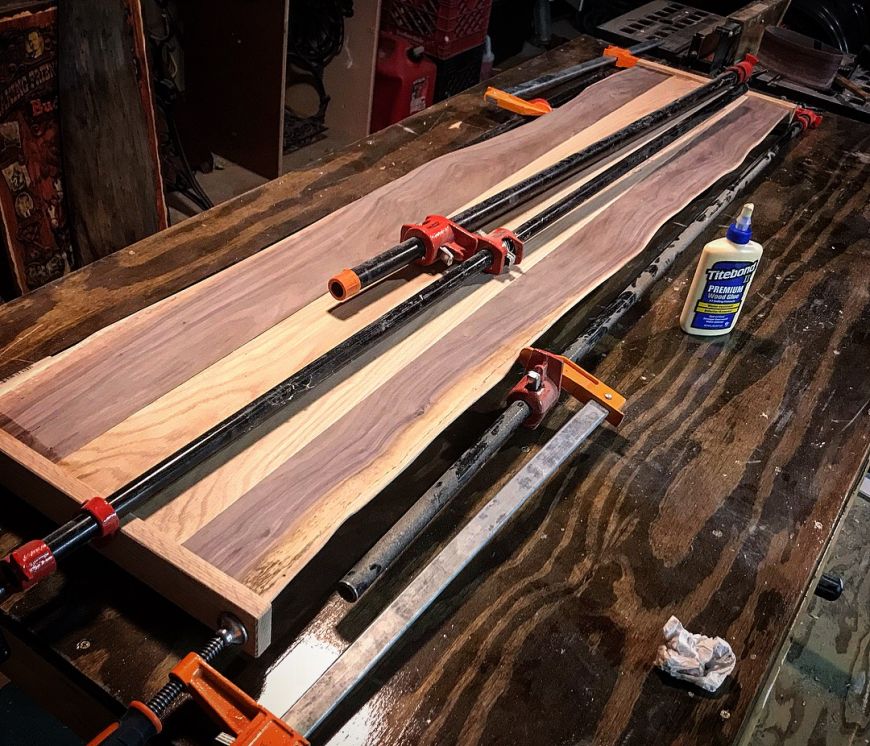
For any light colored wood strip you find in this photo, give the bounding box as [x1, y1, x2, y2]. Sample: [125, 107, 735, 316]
[637, 58, 795, 112]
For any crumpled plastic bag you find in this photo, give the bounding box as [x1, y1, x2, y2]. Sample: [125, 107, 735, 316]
[654, 616, 735, 692]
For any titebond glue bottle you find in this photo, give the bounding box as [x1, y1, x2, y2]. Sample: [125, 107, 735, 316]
[680, 203, 763, 336]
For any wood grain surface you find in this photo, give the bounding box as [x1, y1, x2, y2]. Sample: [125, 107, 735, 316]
[0, 38, 866, 746]
[58, 0, 167, 265]
[0, 37, 650, 382]
[0, 65, 791, 652]
[184, 99, 786, 591]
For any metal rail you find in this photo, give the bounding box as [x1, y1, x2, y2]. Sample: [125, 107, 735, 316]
[288, 400, 610, 737]
[507, 40, 660, 99]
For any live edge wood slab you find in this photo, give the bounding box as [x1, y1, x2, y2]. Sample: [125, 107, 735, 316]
[0, 57, 791, 655]
[0, 36, 867, 745]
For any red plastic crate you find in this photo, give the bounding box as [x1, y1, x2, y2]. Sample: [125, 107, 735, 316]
[382, 0, 493, 59]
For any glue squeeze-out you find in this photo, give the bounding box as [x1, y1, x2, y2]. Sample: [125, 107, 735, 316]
[680, 203, 763, 336]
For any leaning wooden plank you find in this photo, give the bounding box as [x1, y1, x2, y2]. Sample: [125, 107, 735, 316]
[180, 97, 789, 592]
[58, 73, 700, 494]
[0, 67, 665, 460]
[58, 0, 167, 266]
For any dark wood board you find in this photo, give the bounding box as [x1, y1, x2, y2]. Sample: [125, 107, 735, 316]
[0, 36, 867, 745]
[174, 0, 289, 179]
[58, 0, 167, 266]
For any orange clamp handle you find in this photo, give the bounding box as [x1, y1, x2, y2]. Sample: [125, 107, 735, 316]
[172, 653, 309, 745]
[603, 45, 639, 69]
[484, 86, 553, 116]
[518, 348, 625, 426]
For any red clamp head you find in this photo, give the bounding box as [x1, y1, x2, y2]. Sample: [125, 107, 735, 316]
[401, 215, 479, 266]
[603, 45, 639, 69]
[81, 497, 120, 539]
[727, 53, 759, 83]
[400, 216, 523, 274]
[794, 106, 822, 130]
[507, 349, 563, 429]
[1, 539, 57, 590]
[509, 348, 626, 429]
[479, 227, 524, 275]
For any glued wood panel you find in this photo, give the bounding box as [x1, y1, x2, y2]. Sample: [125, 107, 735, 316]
[0, 66, 790, 654]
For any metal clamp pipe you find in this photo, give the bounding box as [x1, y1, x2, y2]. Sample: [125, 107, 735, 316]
[508, 40, 660, 100]
[328, 60, 751, 301]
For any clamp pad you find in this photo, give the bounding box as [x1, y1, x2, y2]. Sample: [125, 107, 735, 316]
[483, 86, 552, 117]
[603, 45, 639, 68]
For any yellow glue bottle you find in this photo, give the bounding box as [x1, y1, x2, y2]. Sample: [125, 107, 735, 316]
[680, 203, 763, 336]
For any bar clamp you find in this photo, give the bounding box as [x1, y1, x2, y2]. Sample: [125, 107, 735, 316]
[483, 86, 553, 117]
[508, 347, 625, 429]
[400, 214, 524, 275]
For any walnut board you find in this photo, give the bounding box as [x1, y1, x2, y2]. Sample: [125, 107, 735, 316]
[0, 65, 792, 655]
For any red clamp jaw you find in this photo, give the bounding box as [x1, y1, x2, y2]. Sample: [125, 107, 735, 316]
[173, 653, 309, 745]
[726, 53, 759, 84]
[400, 215, 524, 275]
[1, 539, 57, 591]
[0, 497, 119, 594]
[508, 348, 626, 429]
[794, 106, 822, 130]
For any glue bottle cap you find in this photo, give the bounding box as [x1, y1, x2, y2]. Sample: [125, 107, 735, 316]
[726, 203, 754, 244]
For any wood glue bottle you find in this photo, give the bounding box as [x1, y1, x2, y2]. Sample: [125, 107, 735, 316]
[680, 203, 763, 335]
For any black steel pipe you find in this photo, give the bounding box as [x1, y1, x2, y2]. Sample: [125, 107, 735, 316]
[337, 400, 531, 601]
[507, 40, 660, 100]
[512, 84, 745, 242]
[328, 62, 747, 301]
[338, 105, 806, 603]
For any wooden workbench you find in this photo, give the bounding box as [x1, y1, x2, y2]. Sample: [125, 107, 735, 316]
[1, 36, 868, 745]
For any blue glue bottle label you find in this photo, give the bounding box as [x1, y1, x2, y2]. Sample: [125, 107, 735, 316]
[690, 259, 758, 330]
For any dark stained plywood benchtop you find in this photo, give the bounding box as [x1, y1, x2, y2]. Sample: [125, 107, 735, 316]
[0, 36, 868, 745]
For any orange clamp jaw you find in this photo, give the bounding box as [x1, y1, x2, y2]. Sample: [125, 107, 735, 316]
[484, 86, 553, 117]
[173, 653, 309, 746]
[512, 348, 625, 427]
[602, 45, 639, 68]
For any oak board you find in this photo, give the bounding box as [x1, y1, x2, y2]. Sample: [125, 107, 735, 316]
[0, 64, 791, 654]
